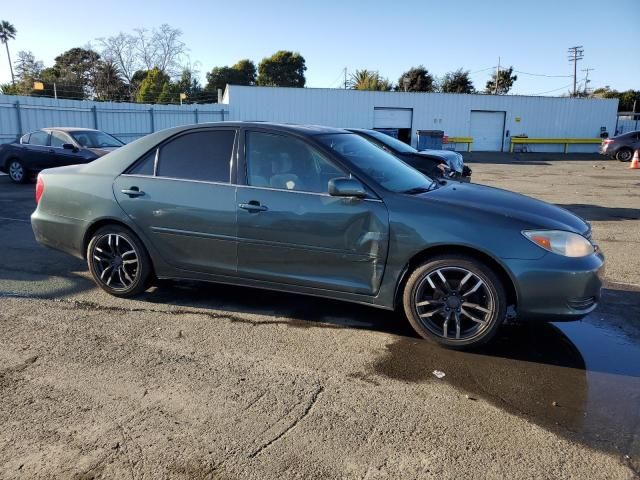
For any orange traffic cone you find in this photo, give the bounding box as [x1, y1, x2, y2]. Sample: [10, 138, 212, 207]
[630, 150, 640, 169]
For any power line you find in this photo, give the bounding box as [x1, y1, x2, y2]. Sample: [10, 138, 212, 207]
[513, 69, 572, 78]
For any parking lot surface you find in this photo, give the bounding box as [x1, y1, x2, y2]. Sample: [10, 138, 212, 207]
[1, 155, 639, 479]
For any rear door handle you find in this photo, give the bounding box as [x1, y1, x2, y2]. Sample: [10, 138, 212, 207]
[239, 202, 268, 212]
[121, 187, 145, 197]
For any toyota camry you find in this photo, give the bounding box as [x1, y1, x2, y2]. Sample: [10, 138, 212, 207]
[31, 122, 604, 348]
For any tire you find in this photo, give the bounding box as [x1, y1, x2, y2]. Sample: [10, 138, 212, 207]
[7, 159, 28, 184]
[86, 225, 152, 297]
[402, 255, 506, 349]
[616, 148, 633, 162]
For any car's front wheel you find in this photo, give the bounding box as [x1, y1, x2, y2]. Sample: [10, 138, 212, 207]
[616, 148, 633, 162]
[402, 255, 506, 349]
[87, 225, 152, 297]
[7, 159, 28, 183]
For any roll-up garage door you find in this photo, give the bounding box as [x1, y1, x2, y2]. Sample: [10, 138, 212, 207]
[469, 111, 506, 151]
[373, 108, 413, 129]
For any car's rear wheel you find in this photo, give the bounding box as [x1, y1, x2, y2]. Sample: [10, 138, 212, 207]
[402, 255, 506, 349]
[616, 148, 633, 162]
[87, 225, 152, 297]
[7, 159, 28, 183]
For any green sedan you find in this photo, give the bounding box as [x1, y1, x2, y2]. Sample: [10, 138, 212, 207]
[31, 122, 604, 349]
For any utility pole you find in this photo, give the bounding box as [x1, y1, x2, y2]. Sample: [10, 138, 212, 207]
[581, 67, 594, 96]
[494, 56, 501, 95]
[344, 67, 348, 89]
[568, 46, 584, 97]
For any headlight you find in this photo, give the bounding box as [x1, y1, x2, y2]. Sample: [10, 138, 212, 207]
[522, 230, 594, 257]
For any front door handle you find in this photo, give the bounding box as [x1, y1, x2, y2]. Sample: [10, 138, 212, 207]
[239, 201, 268, 212]
[121, 187, 145, 198]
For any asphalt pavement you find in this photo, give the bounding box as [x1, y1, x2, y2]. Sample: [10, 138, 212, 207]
[0, 155, 639, 479]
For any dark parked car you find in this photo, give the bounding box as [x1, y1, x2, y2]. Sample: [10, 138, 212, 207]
[0, 127, 124, 183]
[600, 130, 640, 161]
[31, 122, 603, 348]
[348, 128, 472, 181]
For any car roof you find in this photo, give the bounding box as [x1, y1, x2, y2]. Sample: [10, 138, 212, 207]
[187, 121, 348, 136]
[42, 127, 102, 133]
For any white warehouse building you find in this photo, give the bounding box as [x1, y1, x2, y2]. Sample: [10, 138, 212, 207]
[222, 85, 618, 152]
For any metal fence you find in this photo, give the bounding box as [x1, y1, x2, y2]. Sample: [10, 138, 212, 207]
[615, 116, 639, 135]
[0, 94, 229, 144]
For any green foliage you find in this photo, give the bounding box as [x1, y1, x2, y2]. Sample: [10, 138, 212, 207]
[94, 60, 128, 101]
[136, 67, 170, 103]
[205, 59, 256, 98]
[592, 87, 639, 112]
[47, 47, 101, 99]
[176, 68, 204, 103]
[485, 66, 517, 94]
[397, 66, 435, 92]
[257, 51, 306, 87]
[156, 82, 174, 104]
[440, 69, 475, 94]
[349, 69, 392, 91]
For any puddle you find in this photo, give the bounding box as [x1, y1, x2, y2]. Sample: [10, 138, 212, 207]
[371, 307, 640, 471]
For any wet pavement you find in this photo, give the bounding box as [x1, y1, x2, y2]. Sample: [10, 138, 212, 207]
[1, 157, 640, 477]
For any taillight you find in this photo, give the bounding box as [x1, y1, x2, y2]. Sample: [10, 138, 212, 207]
[604, 139, 614, 144]
[35, 174, 44, 204]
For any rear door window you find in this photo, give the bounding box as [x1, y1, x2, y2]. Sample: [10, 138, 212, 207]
[28, 131, 49, 146]
[156, 130, 235, 183]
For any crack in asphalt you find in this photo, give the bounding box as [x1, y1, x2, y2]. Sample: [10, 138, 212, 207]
[0, 293, 345, 331]
[247, 384, 324, 459]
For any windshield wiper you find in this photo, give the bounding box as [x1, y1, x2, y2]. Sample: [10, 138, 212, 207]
[402, 179, 440, 195]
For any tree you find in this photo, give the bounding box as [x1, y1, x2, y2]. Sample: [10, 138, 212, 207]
[485, 66, 517, 94]
[176, 67, 204, 103]
[50, 47, 102, 99]
[7, 50, 44, 96]
[397, 66, 434, 92]
[136, 67, 169, 103]
[134, 25, 186, 77]
[349, 69, 392, 91]
[0, 20, 17, 85]
[97, 33, 139, 94]
[156, 81, 175, 104]
[440, 69, 475, 94]
[593, 87, 640, 112]
[257, 51, 306, 87]
[94, 60, 128, 101]
[205, 59, 256, 97]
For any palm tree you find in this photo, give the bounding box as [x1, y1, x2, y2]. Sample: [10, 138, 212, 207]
[348, 69, 392, 91]
[0, 21, 17, 85]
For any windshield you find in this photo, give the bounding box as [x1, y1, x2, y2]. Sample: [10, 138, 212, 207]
[70, 130, 123, 148]
[362, 130, 418, 154]
[317, 133, 433, 193]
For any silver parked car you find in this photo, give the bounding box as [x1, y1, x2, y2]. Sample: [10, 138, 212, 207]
[601, 130, 640, 161]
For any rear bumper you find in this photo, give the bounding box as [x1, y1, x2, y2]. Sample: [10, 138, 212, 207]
[31, 209, 87, 259]
[506, 251, 604, 322]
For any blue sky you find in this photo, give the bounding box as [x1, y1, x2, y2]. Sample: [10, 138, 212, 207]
[1, 0, 638, 95]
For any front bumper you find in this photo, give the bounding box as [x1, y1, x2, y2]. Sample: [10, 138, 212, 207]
[505, 251, 604, 322]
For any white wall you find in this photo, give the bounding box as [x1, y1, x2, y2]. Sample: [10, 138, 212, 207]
[224, 86, 618, 152]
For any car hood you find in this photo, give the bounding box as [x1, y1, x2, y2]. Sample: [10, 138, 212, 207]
[424, 181, 590, 235]
[417, 149, 464, 173]
[87, 146, 120, 157]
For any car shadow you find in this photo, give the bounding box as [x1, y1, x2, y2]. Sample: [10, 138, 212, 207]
[556, 203, 640, 221]
[138, 281, 640, 471]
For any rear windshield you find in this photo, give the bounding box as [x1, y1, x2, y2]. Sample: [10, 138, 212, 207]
[363, 130, 417, 154]
[317, 133, 432, 193]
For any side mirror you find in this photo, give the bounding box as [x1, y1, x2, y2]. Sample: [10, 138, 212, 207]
[328, 177, 367, 198]
[62, 143, 77, 151]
